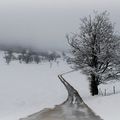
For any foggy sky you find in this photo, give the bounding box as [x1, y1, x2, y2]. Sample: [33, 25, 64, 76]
[0, 0, 120, 50]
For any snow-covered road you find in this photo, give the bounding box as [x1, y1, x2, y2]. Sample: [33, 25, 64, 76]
[20, 74, 103, 120]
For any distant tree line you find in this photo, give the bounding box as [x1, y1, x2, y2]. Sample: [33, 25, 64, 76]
[4, 49, 61, 64]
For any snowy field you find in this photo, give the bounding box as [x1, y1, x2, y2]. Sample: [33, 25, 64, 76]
[0, 53, 70, 120]
[0, 51, 120, 120]
[64, 71, 120, 120]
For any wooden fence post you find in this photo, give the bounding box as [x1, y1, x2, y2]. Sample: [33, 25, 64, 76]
[113, 86, 115, 94]
[105, 89, 106, 96]
[99, 88, 103, 96]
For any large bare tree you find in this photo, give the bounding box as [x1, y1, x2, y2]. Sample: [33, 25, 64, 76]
[67, 11, 120, 96]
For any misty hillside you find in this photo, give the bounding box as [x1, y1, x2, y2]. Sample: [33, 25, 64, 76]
[0, 44, 66, 54]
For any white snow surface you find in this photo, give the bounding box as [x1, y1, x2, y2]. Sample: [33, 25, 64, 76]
[0, 54, 70, 120]
[63, 72, 120, 120]
[0, 51, 120, 120]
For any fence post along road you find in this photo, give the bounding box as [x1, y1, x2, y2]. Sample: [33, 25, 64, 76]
[20, 72, 103, 120]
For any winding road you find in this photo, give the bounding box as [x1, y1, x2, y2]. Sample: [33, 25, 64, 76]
[20, 73, 103, 120]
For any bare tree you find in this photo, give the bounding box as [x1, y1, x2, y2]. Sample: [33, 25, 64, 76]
[4, 50, 15, 64]
[67, 11, 120, 96]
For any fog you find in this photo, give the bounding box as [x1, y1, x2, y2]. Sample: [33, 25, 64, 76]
[0, 0, 120, 50]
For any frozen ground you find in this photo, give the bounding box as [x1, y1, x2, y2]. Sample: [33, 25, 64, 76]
[0, 53, 70, 120]
[20, 102, 102, 120]
[20, 73, 103, 120]
[0, 51, 120, 120]
[64, 71, 120, 120]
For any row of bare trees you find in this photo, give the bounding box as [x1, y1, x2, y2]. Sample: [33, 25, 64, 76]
[4, 50, 61, 64]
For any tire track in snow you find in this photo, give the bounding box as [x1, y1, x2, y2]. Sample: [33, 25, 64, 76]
[20, 71, 103, 120]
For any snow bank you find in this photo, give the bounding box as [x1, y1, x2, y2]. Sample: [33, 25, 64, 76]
[64, 70, 120, 120]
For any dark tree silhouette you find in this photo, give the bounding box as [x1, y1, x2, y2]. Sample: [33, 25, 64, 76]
[67, 11, 120, 95]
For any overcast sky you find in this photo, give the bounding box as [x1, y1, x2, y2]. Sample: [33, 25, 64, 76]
[0, 0, 120, 50]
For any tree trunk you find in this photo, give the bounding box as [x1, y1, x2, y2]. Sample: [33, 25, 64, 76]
[90, 73, 98, 96]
